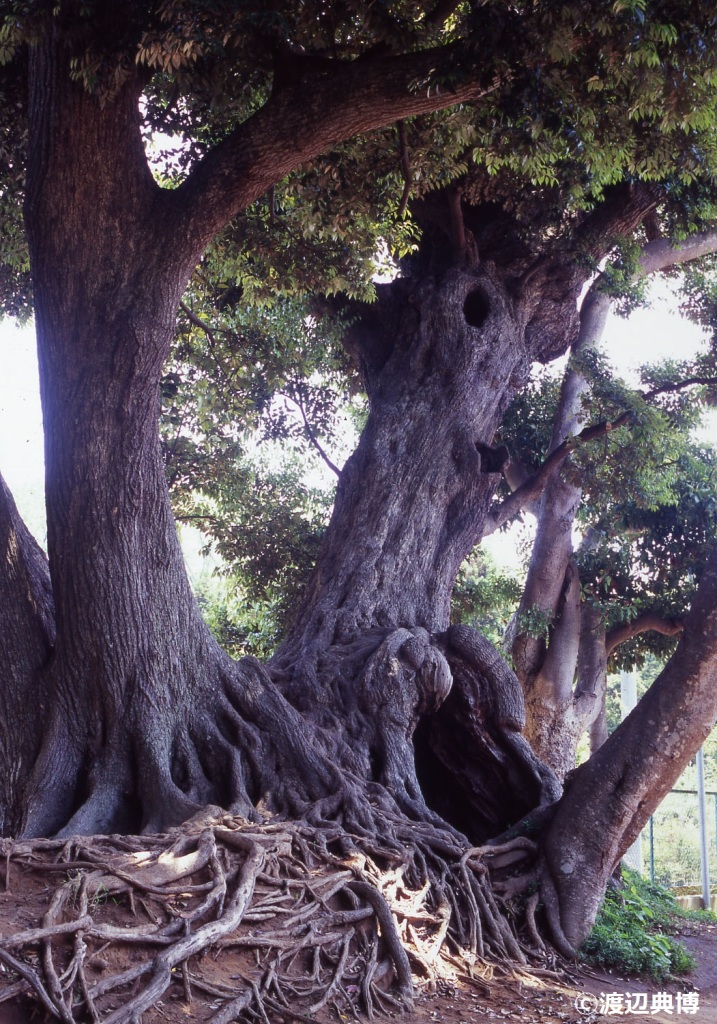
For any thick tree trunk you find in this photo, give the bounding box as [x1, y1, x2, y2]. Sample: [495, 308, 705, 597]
[0, 474, 54, 834]
[17, 28, 353, 839]
[13, 43, 578, 868]
[271, 256, 570, 835]
[22, 34, 204, 835]
[7, 17, 717, 1003]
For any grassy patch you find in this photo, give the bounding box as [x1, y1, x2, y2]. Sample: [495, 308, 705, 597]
[580, 869, 697, 981]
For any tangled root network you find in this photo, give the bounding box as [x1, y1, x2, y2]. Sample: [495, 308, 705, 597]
[0, 812, 559, 1023]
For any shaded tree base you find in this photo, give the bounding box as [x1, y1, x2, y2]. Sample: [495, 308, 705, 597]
[0, 810, 565, 1024]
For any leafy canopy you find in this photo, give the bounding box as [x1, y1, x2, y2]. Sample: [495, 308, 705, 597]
[4, 1, 717, 313]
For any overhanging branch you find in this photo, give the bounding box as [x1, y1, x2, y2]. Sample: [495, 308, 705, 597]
[171, 46, 502, 263]
[638, 228, 717, 276]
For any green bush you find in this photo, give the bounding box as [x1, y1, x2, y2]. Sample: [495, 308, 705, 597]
[580, 870, 695, 981]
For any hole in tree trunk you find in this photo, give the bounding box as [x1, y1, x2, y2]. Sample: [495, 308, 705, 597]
[463, 288, 490, 328]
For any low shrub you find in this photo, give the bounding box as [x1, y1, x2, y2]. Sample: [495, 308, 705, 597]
[580, 869, 696, 981]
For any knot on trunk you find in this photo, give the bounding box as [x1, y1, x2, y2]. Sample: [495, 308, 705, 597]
[442, 624, 525, 730]
[358, 627, 453, 726]
[475, 442, 511, 476]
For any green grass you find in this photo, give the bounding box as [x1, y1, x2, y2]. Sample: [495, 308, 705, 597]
[580, 869, 698, 981]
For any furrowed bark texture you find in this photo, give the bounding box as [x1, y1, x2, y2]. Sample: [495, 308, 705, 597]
[17, 26, 413, 839]
[9, 13, 717, 985]
[14, 21, 572, 843]
[271, 215, 580, 834]
[0, 474, 54, 834]
[22, 32, 216, 836]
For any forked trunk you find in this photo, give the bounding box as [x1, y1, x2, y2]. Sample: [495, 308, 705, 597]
[540, 546, 717, 951]
[17, 29, 329, 838]
[511, 290, 612, 777]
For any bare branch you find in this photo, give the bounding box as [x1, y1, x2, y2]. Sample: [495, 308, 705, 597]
[486, 371, 717, 535]
[447, 185, 468, 262]
[643, 376, 717, 401]
[605, 613, 683, 656]
[638, 227, 717, 276]
[485, 414, 630, 534]
[179, 300, 216, 343]
[281, 390, 341, 477]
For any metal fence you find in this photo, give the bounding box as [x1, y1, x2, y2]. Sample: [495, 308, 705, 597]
[640, 789, 717, 890]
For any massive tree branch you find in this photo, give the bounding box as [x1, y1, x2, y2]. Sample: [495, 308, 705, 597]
[605, 612, 683, 656]
[171, 46, 501, 262]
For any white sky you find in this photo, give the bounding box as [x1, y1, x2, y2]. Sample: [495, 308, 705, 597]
[1, 277, 715, 537]
[0, 318, 43, 489]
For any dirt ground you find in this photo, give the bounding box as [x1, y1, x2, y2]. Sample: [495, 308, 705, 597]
[0, 852, 716, 1024]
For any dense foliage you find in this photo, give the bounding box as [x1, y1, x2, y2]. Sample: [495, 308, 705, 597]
[501, 346, 717, 669]
[581, 869, 696, 981]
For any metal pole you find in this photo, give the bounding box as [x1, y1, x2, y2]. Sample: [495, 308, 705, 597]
[620, 672, 643, 873]
[696, 748, 711, 910]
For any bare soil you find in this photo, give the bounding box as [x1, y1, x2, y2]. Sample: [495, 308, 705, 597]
[0, 829, 716, 1024]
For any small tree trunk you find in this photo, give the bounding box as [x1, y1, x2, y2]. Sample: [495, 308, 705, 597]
[540, 545, 717, 952]
[511, 288, 612, 777]
[581, 606, 609, 754]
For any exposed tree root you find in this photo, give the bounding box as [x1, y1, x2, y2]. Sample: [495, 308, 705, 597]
[0, 811, 558, 1023]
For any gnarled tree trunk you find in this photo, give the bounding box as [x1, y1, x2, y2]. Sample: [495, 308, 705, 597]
[5, 20, 717, 988]
[271, 245, 575, 835]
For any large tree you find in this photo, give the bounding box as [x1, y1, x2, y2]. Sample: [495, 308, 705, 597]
[3, 2, 717, 1014]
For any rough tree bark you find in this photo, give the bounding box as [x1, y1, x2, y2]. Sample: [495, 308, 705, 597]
[3, 15, 717, 983]
[8, 20, 505, 840]
[0, 473, 54, 835]
[271, 228, 576, 835]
